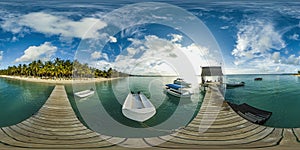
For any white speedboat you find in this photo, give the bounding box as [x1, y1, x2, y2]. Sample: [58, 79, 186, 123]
[164, 84, 193, 98]
[122, 92, 156, 122]
[173, 78, 191, 87]
[74, 88, 95, 98]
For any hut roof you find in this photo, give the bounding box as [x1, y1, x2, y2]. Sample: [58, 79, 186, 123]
[201, 66, 223, 76]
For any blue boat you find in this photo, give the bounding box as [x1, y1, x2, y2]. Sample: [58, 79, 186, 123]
[164, 84, 193, 98]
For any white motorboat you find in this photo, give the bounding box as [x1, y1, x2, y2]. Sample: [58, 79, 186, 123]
[173, 78, 191, 87]
[164, 84, 193, 98]
[74, 88, 95, 98]
[122, 92, 156, 122]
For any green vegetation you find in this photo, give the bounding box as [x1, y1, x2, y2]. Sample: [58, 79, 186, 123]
[0, 58, 128, 79]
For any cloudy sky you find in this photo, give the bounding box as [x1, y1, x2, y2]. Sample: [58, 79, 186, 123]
[0, 0, 300, 74]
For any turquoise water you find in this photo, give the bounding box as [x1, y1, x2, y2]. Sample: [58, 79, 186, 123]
[225, 74, 300, 128]
[66, 77, 204, 137]
[0, 77, 54, 127]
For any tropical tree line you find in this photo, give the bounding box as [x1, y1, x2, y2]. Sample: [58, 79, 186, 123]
[0, 58, 128, 79]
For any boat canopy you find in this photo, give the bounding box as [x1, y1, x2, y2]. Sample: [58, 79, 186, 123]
[166, 84, 183, 90]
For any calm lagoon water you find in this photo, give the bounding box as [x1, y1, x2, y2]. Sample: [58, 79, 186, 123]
[225, 74, 300, 128]
[1, 74, 298, 134]
[0, 77, 54, 127]
[66, 77, 204, 137]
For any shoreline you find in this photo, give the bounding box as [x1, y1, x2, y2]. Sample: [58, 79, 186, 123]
[0, 75, 119, 84]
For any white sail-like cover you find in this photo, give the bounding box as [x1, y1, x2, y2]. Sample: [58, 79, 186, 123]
[74, 89, 95, 98]
[122, 93, 156, 122]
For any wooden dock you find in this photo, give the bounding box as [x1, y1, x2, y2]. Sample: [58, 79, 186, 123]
[0, 85, 299, 149]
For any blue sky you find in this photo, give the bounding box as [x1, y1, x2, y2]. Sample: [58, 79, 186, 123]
[0, 0, 300, 74]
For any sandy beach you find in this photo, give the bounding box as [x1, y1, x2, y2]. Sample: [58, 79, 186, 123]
[0, 75, 119, 84]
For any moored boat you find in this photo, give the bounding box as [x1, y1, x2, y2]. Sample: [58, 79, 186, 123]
[122, 92, 156, 122]
[226, 82, 245, 88]
[254, 77, 263, 81]
[164, 84, 193, 98]
[227, 102, 272, 125]
[74, 88, 95, 98]
[173, 78, 191, 87]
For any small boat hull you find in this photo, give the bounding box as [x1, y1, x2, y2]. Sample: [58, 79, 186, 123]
[254, 78, 263, 81]
[122, 108, 156, 122]
[164, 88, 193, 98]
[226, 82, 245, 88]
[74, 89, 95, 98]
[122, 92, 156, 122]
[228, 102, 272, 125]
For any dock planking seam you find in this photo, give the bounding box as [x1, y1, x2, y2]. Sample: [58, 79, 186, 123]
[3, 127, 106, 145]
[15, 123, 95, 137]
[162, 128, 273, 144]
[7, 126, 103, 141]
[19, 121, 90, 133]
[29, 116, 82, 126]
[173, 126, 269, 141]
[178, 124, 261, 137]
[22, 120, 87, 131]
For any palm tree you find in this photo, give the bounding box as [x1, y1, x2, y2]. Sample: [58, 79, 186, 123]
[17, 64, 22, 76]
[28, 60, 40, 77]
[64, 60, 73, 78]
[0, 58, 125, 78]
[36, 60, 43, 77]
[43, 61, 52, 78]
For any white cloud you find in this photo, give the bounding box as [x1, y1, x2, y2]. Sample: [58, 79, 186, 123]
[219, 15, 232, 21]
[91, 51, 101, 60]
[227, 52, 300, 74]
[271, 52, 300, 65]
[224, 67, 262, 75]
[275, 66, 281, 72]
[89, 60, 113, 71]
[109, 36, 117, 43]
[0, 51, 3, 61]
[285, 54, 300, 65]
[169, 34, 183, 43]
[289, 33, 299, 40]
[91, 51, 108, 60]
[15, 42, 57, 63]
[2, 12, 107, 39]
[232, 19, 286, 65]
[272, 52, 281, 63]
[98, 35, 212, 76]
[220, 26, 229, 30]
[11, 36, 17, 42]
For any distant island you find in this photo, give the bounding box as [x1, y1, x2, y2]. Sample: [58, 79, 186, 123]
[129, 74, 177, 77]
[0, 58, 128, 80]
[294, 71, 300, 77]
